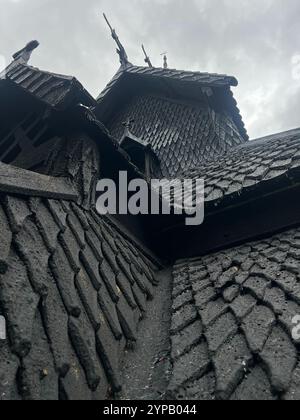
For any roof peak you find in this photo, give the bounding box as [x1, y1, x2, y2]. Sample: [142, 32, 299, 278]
[109, 63, 238, 87]
[12, 40, 39, 64]
[251, 126, 300, 143]
[103, 13, 131, 68]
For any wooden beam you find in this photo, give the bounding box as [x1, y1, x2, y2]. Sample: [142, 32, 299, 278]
[0, 162, 77, 201]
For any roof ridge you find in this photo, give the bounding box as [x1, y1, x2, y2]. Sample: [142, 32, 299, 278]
[2, 59, 74, 82]
[178, 128, 300, 210]
[124, 63, 238, 85]
[181, 125, 300, 175]
[251, 126, 300, 143]
[23, 62, 75, 81]
[209, 125, 300, 156]
[2, 60, 96, 109]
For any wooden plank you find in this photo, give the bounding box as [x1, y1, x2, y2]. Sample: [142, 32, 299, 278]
[0, 162, 77, 201]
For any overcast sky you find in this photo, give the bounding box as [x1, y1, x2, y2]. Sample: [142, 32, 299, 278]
[0, 0, 300, 139]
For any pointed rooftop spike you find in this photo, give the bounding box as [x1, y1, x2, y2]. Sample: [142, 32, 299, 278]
[103, 13, 130, 67]
[161, 52, 168, 69]
[12, 40, 39, 64]
[142, 44, 152, 68]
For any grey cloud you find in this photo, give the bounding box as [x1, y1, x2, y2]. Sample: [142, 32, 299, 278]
[0, 0, 299, 139]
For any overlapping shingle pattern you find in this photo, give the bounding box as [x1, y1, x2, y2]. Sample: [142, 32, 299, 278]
[0, 193, 158, 400]
[97, 64, 238, 102]
[1, 59, 248, 179]
[125, 66, 238, 86]
[1, 61, 96, 109]
[181, 127, 300, 205]
[96, 64, 247, 143]
[169, 226, 300, 400]
[107, 94, 245, 177]
[2, 50, 300, 401]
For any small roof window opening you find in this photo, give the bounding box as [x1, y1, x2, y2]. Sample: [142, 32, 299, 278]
[120, 119, 160, 179]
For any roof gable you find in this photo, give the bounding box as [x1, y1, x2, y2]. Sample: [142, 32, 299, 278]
[1, 60, 96, 110]
[95, 64, 247, 142]
[96, 64, 238, 102]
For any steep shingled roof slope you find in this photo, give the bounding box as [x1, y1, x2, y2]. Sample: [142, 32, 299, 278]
[97, 64, 238, 101]
[180, 127, 300, 206]
[96, 64, 247, 142]
[0, 61, 96, 110]
[169, 226, 300, 400]
[105, 93, 246, 178]
[0, 187, 159, 400]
